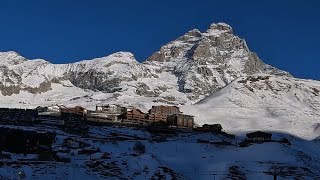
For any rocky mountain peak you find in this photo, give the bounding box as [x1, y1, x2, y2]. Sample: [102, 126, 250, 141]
[107, 52, 135, 60]
[144, 22, 291, 101]
[208, 22, 233, 34]
[0, 51, 27, 65]
[185, 29, 202, 37]
[86, 52, 138, 64]
[147, 22, 249, 65]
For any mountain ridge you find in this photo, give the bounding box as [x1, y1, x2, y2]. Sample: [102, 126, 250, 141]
[0, 22, 310, 109]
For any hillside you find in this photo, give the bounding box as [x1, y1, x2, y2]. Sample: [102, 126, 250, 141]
[182, 74, 320, 139]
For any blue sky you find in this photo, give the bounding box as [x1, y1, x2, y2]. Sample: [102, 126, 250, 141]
[0, 0, 319, 80]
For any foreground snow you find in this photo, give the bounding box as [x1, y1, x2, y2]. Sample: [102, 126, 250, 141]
[0, 125, 319, 180]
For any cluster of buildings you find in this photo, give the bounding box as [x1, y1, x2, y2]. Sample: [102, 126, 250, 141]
[0, 105, 276, 156]
[90, 104, 194, 129]
[0, 105, 275, 144]
[34, 104, 195, 129]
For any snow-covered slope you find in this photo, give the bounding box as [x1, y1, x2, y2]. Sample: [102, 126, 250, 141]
[1, 125, 319, 179]
[182, 74, 320, 140]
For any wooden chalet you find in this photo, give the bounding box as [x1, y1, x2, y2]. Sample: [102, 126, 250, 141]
[146, 113, 167, 123]
[246, 131, 272, 142]
[120, 107, 148, 124]
[148, 105, 181, 116]
[86, 111, 114, 122]
[167, 114, 194, 129]
[60, 106, 87, 117]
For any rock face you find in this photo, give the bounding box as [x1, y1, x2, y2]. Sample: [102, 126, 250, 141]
[146, 22, 290, 100]
[0, 22, 291, 107]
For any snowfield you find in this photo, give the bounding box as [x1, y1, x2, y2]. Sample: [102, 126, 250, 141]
[182, 74, 320, 140]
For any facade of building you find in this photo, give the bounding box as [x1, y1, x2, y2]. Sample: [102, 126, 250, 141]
[246, 131, 272, 142]
[36, 105, 65, 116]
[148, 105, 181, 116]
[60, 106, 87, 117]
[121, 107, 148, 124]
[146, 113, 167, 123]
[90, 104, 126, 122]
[166, 114, 194, 129]
[86, 111, 114, 122]
[96, 104, 126, 114]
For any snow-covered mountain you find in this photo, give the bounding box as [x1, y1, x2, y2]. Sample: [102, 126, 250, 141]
[0, 23, 288, 107]
[0, 22, 319, 139]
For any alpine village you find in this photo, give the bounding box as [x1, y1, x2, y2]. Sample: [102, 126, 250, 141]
[0, 103, 285, 160]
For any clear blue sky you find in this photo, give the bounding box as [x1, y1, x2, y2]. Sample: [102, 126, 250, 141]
[0, 0, 319, 80]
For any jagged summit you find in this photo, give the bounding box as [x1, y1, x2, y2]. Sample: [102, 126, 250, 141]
[102, 51, 137, 63]
[0, 51, 22, 57]
[72, 51, 138, 69]
[0, 51, 27, 65]
[208, 22, 233, 34]
[143, 22, 291, 100]
[109, 51, 135, 58]
[80, 51, 137, 63]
